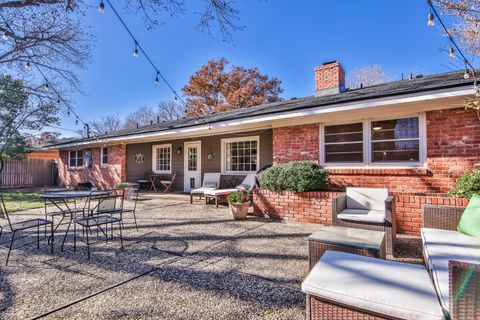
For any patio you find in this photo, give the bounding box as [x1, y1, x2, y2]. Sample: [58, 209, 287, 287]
[0, 193, 421, 319]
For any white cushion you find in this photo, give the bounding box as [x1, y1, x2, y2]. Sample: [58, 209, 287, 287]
[338, 209, 386, 224]
[204, 189, 239, 196]
[190, 187, 217, 195]
[346, 187, 388, 211]
[421, 228, 480, 313]
[302, 251, 444, 320]
[241, 173, 257, 189]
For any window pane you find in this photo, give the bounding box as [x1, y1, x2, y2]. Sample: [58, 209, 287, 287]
[225, 139, 258, 172]
[324, 123, 363, 163]
[77, 158, 84, 167]
[372, 140, 419, 162]
[102, 148, 108, 164]
[69, 158, 76, 167]
[325, 143, 363, 162]
[77, 150, 83, 158]
[371, 118, 419, 141]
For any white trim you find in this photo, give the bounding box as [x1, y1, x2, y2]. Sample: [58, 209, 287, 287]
[221, 136, 260, 174]
[68, 149, 84, 169]
[47, 87, 474, 149]
[320, 114, 426, 168]
[152, 144, 172, 174]
[183, 141, 202, 192]
[100, 147, 108, 166]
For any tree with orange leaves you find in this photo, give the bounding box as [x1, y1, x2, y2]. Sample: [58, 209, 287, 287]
[182, 58, 283, 116]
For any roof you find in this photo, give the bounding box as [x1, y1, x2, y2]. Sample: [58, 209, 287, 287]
[47, 70, 476, 148]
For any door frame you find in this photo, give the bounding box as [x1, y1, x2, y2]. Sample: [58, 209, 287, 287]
[183, 141, 202, 192]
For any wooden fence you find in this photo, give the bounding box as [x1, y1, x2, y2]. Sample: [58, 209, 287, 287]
[0, 158, 56, 189]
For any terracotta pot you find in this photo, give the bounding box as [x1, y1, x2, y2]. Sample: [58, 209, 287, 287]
[229, 202, 249, 220]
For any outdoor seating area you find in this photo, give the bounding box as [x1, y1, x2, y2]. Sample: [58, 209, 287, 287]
[0, 183, 478, 319]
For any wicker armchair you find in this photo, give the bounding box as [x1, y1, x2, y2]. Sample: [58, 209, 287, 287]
[422, 205, 480, 320]
[332, 189, 396, 256]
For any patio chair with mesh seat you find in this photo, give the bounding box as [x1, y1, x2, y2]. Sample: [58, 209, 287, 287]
[0, 195, 53, 266]
[73, 192, 124, 259]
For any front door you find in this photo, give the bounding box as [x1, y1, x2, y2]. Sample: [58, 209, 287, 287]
[184, 141, 201, 192]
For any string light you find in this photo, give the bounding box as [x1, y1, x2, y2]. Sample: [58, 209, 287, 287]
[67, 107, 70, 116]
[427, 12, 435, 27]
[24, 62, 30, 70]
[57, 95, 61, 104]
[43, 82, 49, 91]
[98, 0, 105, 14]
[75, 118, 79, 125]
[449, 47, 455, 59]
[100, 0, 188, 108]
[133, 41, 139, 58]
[2, 31, 8, 41]
[464, 70, 471, 79]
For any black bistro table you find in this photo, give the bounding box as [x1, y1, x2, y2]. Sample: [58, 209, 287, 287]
[40, 190, 110, 251]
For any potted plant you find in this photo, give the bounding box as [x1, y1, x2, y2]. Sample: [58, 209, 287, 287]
[226, 190, 251, 220]
[114, 182, 138, 200]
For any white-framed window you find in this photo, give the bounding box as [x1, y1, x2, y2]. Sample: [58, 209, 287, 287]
[320, 114, 425, 167]
[221, 136, 259, 174]
[69, 150, 84, 168]
[101, 147, 108, 165]
[152, 144, 172, 174]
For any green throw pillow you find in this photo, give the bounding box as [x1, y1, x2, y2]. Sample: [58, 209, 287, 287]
[457, 195, 480, 239]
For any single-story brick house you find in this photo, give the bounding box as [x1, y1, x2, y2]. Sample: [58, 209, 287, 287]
[46, 61, 479, 234]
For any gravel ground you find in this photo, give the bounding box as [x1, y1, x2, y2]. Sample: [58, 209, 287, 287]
[0, 193, 423, 319]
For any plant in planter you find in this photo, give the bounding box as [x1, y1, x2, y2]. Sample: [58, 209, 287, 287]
[114, 182, 138, 200]
[448, 169, 480, 199]
[227, 190, 251, 220]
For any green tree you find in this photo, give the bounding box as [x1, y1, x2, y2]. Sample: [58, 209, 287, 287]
[0, 75, 59, 172]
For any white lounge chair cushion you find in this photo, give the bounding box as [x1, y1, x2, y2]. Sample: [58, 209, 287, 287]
[337, 209, 386, 224]
[421, 228, 480, 313]
[302, 251, 444, 320]
[346, 188, 388, 211]
[204, 189, 238, 196]
[190, 187, 217, 195]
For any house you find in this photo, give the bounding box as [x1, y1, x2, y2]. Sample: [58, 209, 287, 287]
[46, 61, 479, 196]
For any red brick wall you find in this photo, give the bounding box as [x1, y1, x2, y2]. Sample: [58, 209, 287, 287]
[58, 144, 126, 190]
[273, 124, 319, 164]
[271, 107, 480, 194]
[253, 189, 468, 236]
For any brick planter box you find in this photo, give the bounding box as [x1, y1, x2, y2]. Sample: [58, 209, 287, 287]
[253, 189, 469, 236]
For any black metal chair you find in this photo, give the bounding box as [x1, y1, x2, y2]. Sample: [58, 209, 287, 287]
[73, 192, 124, 259]
[114, 188, 139, 232]
[0, 195, 53, 266]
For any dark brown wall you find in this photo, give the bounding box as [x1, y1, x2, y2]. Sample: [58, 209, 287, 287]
[126, 129, 273, 191]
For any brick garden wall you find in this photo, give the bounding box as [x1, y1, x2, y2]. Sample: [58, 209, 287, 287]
[58, 144, 126, 190]
[253, 189, 469, 236]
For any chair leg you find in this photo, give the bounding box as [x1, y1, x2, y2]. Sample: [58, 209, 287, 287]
[61, 217, 72, 252]
[85, 227, 90, 260]
[50, 223, 54, 254]
[118, 222, 124, 250]
[73, 223, 77, 251]
[37, 225, 40, 249]
[6, 231, 15, 266]
[132, 211, 138, 232]
[190, 194, 193, 204]
[215, 197, 219, 208]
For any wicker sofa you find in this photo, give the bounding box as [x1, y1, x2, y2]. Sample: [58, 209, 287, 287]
[302, 204, 480, 320]
[422, 205, 480, 320]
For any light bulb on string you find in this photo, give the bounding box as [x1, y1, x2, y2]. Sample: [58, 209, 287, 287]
[133, 41, 139, 58]
[75, 118, 79, 125]
[427, 12, 434, 27]
[43, 82, 49, 91]
[2, 31, 8, 41]
[57, 95, 61, 104]
[67, 108, 70, 116]
[174, 96, 178, 101]
[449, 47, 455, 59]
[464, 70, 470, 79]
[24, 62, 30, 70]
[99, 0, 105, 13]
[155, 72, 160, 85]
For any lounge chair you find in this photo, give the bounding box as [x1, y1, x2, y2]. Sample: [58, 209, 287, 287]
[190, 173, 221, 204]
[204, 173, 256, 207]
[332, 187, 396, 256]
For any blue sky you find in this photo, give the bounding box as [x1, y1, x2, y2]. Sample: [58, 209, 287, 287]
[60, 0, 462, 135]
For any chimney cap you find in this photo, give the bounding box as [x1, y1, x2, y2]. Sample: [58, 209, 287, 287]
[322, 60, 338, 66]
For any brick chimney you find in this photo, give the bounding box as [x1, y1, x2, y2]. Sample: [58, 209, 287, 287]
[314, 61, 345, 97]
